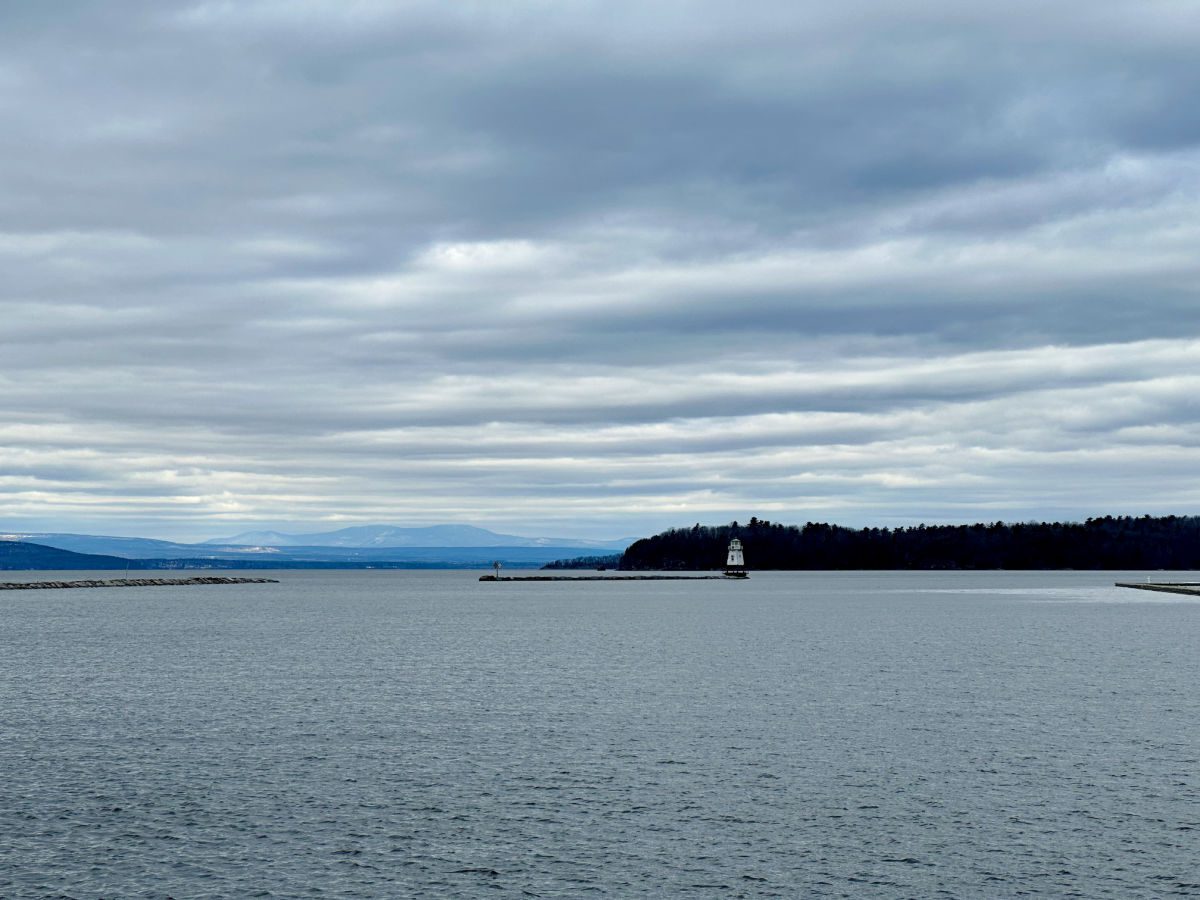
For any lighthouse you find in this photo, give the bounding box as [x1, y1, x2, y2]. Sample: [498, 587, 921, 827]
[724, 538, 748, 578]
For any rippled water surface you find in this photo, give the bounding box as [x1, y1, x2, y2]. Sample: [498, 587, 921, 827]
[3, 570, 1199, 897]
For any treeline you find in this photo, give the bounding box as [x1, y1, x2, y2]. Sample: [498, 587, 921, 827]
[542, 554, 622, 570]
[617, 515, 1200, 570]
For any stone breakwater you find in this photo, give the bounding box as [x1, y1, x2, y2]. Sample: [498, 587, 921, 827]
[1115, 581, 1200, 597]
[0, 576, 279, 591]
[480, 574, 729, 582]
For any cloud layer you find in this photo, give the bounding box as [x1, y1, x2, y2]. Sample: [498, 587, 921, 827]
[2, 1, 1198, 539]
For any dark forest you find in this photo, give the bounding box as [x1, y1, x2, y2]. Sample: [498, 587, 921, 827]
[615, 515, 1200, 570]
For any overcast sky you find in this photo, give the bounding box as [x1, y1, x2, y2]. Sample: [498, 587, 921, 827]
[2, 0, 1199, 541]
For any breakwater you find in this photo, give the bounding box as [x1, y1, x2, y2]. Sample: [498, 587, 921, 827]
[1115, 581, 1200, 597]
[480, 574, 729, 582]
[0, 576, 279, 591]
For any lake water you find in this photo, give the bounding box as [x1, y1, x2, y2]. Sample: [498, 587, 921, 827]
[2, 570, 1199, 897]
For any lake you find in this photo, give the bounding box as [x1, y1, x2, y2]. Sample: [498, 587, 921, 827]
[2, 570, 1198, 897]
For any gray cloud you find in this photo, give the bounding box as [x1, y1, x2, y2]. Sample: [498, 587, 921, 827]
[1, 1, 1199, 540]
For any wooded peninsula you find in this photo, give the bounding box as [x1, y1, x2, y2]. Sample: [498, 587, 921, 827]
[547, 515, 1200, 570]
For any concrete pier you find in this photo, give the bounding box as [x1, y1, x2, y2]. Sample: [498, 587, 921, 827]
[1115, 582, 1200, 597]
[0, 576, 279, 591]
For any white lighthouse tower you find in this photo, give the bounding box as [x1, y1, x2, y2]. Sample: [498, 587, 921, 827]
[724, 538, 748, 578]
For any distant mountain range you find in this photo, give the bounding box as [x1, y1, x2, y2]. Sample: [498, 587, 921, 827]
[0, 524, 637, 569]
[204, 524, 634, 550]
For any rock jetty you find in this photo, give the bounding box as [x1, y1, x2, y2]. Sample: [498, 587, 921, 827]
[480, 574, 728, 582]
[0, 576, 279, 591]
[1114, 581, 1200, 597]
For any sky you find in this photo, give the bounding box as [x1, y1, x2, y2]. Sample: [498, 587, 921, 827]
[2, 0, 1199, 542]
